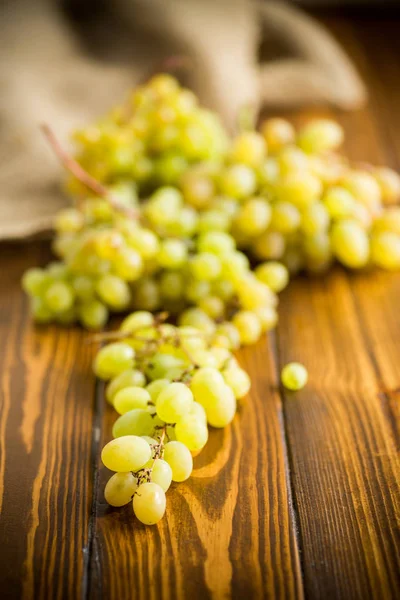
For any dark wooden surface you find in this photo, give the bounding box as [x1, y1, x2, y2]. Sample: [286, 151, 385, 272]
[0, 12, 399, 600]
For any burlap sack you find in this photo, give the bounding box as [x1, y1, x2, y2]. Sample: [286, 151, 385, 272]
[0, 0, 366, 240]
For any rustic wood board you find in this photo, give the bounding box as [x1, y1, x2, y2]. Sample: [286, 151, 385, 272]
[0, 12, 399, 600]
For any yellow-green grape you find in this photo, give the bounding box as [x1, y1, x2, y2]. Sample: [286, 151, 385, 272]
[190, 367, 226, 409]
[113, 248, 143, 282]
[323, 186, 357, 219]
[54, 208, 84, 233]
[235, 197, 272, 236]
[213, 322, 241, 350]
[278, 172, 322, 209]
[222, 365, 251, 399]
[255, 261, 289, 293]
[45, 281, 74, 313]
[104, 472, 137, 507]
[185, 279, 211, 303]
[112, 408, 155, 438]
[278, 146, 310, 175]
[205, 384, 236, 428]
[163, 441, 193, 482]
[190, 252, 222, 281]
[197, 296, 225, 320]
[31, 296, 53, 324]
[281, 362, 308, 391]
[145, 187, 182, 227]
[171, 206, 198, 237]
[156, 382, 194, 423]
[133, 482, 166, 525]
[93, 342, 135, 380]
[342, 170, 382, 215]
[146, 354, 185, 382]
[303, 232, 332, 273]
[175, 415, 209, 452]
[237, 276, 277, 310]
[127, 228, 160, 260]
[82, 198, 113, 224]
[232, 311, 262, 345]
[252, 231, 286, 260]
[72, 275, 95, 300]
[374, 167, 400, 205]
[180, 170, 215, 209]
[95, 231, 124, 260]
[158, 239, 188, 269]
[120, 311, 154, 334]
[113, 387, 151, 414]
[155, 154, 188, 185]
[132, 277, 160, 311]
[373, 207, 400, 235]
[370, 232, 400, 270]
[106, 369, 146, 405]
[220, 251, 250, 283]
[254, 305, 278, 332]
[209, 346, 231, 368]
[230, 131, 266, 166]
[96, 274, 131, 310]
[219, 164, 257, 199]
[178, 308, 216, 337]
[261, 118, 295, 153]
[159, 271, 185, 301]
[331, 220, 369, 268]
[257, 158, 280, 188]
[146, 379, 171, 404]
[283, 246, 305, 276]
[101, 435, 151, 472]
[297, 119, 344, 154]
[301, 202, 330, 236]
[150, 459, 173, 492]
[197, 209, 232, 233]
[197, 231, 235, 256]
[270, 201, 301, 234]
[190, 401, 208, 423]
[212, 279, 235, 302]
[22, 268, 50, 296]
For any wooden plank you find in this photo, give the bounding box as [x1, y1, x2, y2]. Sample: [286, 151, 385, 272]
[89, 339, 304, 600]
[273, 15, 400, 599]
[0, 242, 96, 600]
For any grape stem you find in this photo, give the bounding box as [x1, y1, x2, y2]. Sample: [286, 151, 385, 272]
[40, 124, 140, 219]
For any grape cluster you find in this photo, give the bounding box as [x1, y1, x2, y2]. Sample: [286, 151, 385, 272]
[95, 311, 250, 525]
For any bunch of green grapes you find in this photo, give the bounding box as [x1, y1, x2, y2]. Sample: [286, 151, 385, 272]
[69, 74, 228, 193]
[95, 311, 251, 524]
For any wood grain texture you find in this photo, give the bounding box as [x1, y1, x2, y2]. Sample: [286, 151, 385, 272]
[0, 243, 96, 600]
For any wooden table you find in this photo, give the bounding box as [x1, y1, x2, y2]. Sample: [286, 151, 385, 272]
[0, 11, 399, 600]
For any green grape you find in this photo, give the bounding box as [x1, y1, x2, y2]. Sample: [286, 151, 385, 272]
[45, 281, 74, 313]
[22, 268, 50, 296]
[95, 231, 124, 260]
[281, 362, 308, 391]
[219, 164, 257, 199]
[297, 119, 344, 154]
[252, 231, 286, 260]
[170, 206, 198, 237]
[113, 387, 151, 414]
[190, 252, 221, 281]
[146, 354, 185, 381]
[189, 348, 218, 369]
[54, 208, 84, 233]
[113, 248, 143, 282]
[222, 365, 251, 399]
[159, 271, 185, 301]
[230, 131, 266, 166]
[220, 251, 250, 283]
[145, 187, 183, 226]
[146, 379, 171, 404]
[373, 207, 400, 235]
[180, 170, 215, 209]
[232, 311, 262, 345]
[185, 279, 211, 303]
[190, 367, 226, 409]
[150, 459, 173, 492]
[79, 299, 108, 330]
[158, 239, 188, 269]
[96, 274, 131, 310]
[342, 171, 382, 214]
[197, 296, 225, 320]
[178, 308, 216, 337]
[163, 441, 193, 482]
[133, 482, 166, 525]
[303, 232, 332, 273]
[257, 158, 280, 187]
[72, 275, 95, 300]
[213, 322, 241, 350]
[212, 196, 240, 219]
[197, 231, 235, 256]
[31, 296, 53, 324]
[261, 118, 295, 153]
[235, 197, 272, 236]
[278, 172, 322, 209]
[132, 277, 160, 311]
[237, 274, 277, 309]
[155, 154, 188, 185]
[331, 220, 369, 268]
[269, 201, 300, 234]
[254, 306, 278, 332]
[106, 369, 146, 405]
[278, 146, 309, 175]
[255, 261, 289, 293]
[323, 187, 357, 219]
[101, 435, 151, 472]
[197, 209, 231, 233]
[209, 346, 231, 368]
[206, 384, 236, 428]
[156, 382, 194, 423]
[374, 167, 400, 205]
[175, 415, 208, 452]
[301, 202, 330, 236]
[112, 408, 154, 438]
[190, 401, 208, 423]
[104, 472, 137, 507]
[93, 342, 135, 380]
[370, 232, 400, 270]
[127, 228, 160, 259]
[120, 310, 154, 333]
[212, 279, 235, 302]
[142, 435, 158, 446]
[82, 198, 113, 223]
